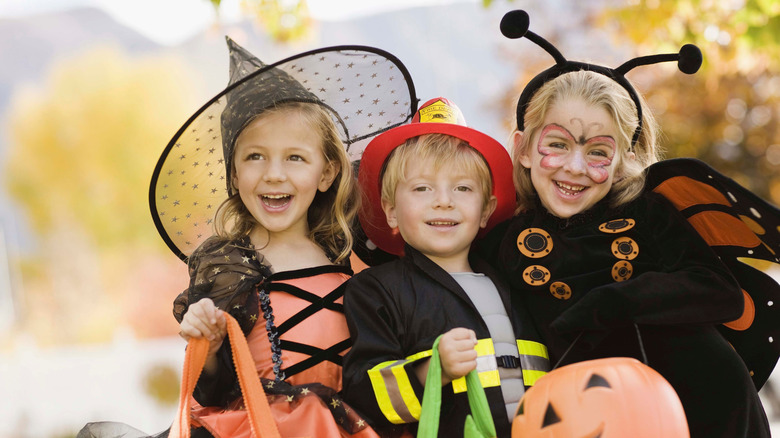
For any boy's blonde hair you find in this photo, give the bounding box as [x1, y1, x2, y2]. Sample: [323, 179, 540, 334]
[381, 133, 493, 207]
[513, 70, 661, 211]
[215, 102, 359, 262]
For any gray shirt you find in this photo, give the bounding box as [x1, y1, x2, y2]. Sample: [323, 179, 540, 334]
[451, 271, 524, 421]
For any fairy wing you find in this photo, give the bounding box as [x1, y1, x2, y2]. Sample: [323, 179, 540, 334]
[645, 157, 780, 388]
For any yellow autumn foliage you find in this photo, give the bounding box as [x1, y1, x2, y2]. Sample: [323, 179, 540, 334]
[4, 45, 198, 251]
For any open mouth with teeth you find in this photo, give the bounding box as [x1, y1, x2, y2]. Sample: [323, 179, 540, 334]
[261, 194, 292, 208]
[555, 180, 587, 196]
[426, 220, 459, 227]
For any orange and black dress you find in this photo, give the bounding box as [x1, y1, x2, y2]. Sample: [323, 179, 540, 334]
[173, 236, 378, 438]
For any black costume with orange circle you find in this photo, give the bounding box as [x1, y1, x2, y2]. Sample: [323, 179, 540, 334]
[480, 159, 778, 438]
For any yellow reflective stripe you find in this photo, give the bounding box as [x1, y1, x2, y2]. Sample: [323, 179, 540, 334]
[522, 369, 548, 386]
[367, 352, 431, 424]
[450, 339, 552, 393]
[452, 339, 500, 393]
[474, 338, 495, 356]
[452, 376, 466, 393]
[368, 360, 406, 424]
[406, 349, 433, 362]
[517, 339, 550, 386]
[479, 369, 501, 388]
[516, 339, 549, 359]
[392, 362, 422, 420]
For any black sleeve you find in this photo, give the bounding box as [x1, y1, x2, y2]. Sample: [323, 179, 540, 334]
[177, 241, 241, 408]
[342, 269, 425, 432]
[551, 194, 743, 335]
[191, 340, 239, 407]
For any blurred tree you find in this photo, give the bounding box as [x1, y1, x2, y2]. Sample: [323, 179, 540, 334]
[5, 46, 198, 251]
[3, 46, 195, 343]
[595, 0, 780, 204]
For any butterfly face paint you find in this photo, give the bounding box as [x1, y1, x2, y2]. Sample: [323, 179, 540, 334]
[537, 119, 616, 184]
[520, 98, 621, 219]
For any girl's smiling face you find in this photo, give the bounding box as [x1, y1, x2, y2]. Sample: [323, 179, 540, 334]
[517, 98, 619, 218]
[232, 109, 336, 240]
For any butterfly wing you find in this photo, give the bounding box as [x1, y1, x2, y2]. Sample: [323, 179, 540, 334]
[645, 158, 780, 388]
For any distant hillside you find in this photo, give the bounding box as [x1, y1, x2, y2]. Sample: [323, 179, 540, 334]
[0, 7, 158, 110]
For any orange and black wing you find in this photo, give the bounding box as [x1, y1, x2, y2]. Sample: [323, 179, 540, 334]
[645, 158, 780, 388]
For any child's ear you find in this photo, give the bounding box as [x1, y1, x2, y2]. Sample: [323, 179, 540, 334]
[480, 195, 498, 228]
[381, 198, 398, 229]
[512, 131, 532, 169]
[615, 150, 637, 180]
[318, 162, 338, 192]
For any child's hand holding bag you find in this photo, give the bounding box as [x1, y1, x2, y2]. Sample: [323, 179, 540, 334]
[417, 335, 497, 438]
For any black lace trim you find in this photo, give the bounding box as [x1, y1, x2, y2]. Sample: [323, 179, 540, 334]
[257, 281, 285, 381]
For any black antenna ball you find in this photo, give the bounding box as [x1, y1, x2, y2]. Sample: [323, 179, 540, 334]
[500, 10, 529, 39]
[678, 44, 703, 74]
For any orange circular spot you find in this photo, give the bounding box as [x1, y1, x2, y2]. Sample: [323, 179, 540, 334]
[723, 289, 755, 331]
[739, 214, 766, 235]
[598, 218, 635, 233]
[523, 265, 551, 286]
[611, 237, 639, 260]
[549, 281, 572, 300]
[611, 261, 633, 282]
[517, 228, 553, 258]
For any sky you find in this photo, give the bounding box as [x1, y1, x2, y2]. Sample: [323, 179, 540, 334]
[0, 0, 477, 46]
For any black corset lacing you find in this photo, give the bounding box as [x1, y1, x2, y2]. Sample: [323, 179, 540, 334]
[256, 265, 353, 382]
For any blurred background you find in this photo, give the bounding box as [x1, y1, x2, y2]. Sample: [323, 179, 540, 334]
[0, 0, 779, 436]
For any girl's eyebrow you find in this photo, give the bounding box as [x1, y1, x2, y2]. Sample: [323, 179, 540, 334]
[584, 135, 616, 148]
[540, 123, 575, 141]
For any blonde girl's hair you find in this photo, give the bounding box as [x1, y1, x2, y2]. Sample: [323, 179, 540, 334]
[512, 70, 662, 212]
[381, 133, 493, 207]
[214, 102, 359, 263]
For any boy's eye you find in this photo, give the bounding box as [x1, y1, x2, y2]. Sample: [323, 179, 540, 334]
[288, 154, 305, 162]
[413, 186, 430, 192]
[455, 185, 472, 192]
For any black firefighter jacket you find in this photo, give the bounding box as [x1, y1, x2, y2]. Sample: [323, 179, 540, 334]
[342, 246, 550, 437]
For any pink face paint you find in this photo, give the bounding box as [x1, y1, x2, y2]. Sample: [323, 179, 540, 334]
[583, 135, 615, 184]
[587, 164, 610, 184]
[537, 124, 573, 169]
[536, 123, 616, 184]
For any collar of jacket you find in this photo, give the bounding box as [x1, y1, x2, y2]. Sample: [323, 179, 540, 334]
[401, 243, 513, 315]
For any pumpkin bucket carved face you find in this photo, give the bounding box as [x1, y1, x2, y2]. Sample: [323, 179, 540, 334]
[512, 357, 689, 438]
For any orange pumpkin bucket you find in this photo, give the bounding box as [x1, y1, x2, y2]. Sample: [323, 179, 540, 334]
[512, 357, 689, 438]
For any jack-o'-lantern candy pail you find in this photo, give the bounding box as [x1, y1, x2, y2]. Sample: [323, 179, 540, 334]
[512, 357, 689, 438]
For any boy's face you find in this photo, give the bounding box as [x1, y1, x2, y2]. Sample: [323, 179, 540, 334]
[517, 97, 618, 218]
[381, 159, 497, 272]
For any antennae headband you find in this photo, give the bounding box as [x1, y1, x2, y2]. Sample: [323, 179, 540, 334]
[501, 9, 702, 147]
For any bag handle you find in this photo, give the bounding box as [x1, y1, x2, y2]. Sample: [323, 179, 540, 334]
[417, 335, 497, 438]
[169, 312, 282, 438]
[553, 323, 648, 370]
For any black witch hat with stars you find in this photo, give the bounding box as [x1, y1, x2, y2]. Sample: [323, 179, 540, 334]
[149, 37, 418, 261]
